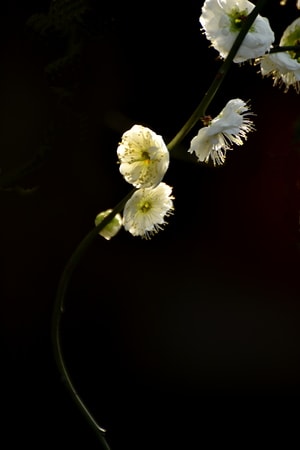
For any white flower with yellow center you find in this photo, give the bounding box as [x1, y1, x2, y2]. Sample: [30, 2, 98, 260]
[259, 17, 300, 93]
[200, 0, 275, 63]
[117, 124, 170, 188]
[188, 99, 255, 166]
[95, 209, 123, 240]
[123, 183, 174, 239]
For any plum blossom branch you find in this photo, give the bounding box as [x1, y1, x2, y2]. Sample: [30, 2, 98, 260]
[52, 0, 274, 447]
[167, 0, 270, 151]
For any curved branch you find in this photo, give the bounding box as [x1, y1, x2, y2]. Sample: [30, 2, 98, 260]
[51, 188, 135, 448]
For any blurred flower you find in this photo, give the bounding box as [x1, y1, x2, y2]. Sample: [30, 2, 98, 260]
[280, 0, 300, 7]
[200, 0, 275, 63]
[188, 99, 255, 165]
[95, 209, 123, 240]
[123, 183, 174, 239]
[117, 124, 169, 188]
[259, 17, 300, 92]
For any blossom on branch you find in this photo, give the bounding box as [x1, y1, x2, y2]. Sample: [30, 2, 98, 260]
[200, 0, 275, 63]
[259, 17, 300, 93]
[188, 98, 255, 166]
[117, 124, 170, 188]
[95, 209, 123, 240]
[123, 183, 174, 239]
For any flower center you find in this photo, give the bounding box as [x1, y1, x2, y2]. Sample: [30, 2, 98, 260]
[140, 201, 152, 213]
[141, 150, 150, 159]
[140, 150, 151, 164]
[228, 8, 252, 33]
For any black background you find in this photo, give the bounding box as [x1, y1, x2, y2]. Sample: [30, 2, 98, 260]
[1, 1, 300, 448]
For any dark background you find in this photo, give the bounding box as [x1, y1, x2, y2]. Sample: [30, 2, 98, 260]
[1, 1, 300, 448]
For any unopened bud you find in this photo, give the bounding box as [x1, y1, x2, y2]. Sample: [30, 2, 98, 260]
[95, 209, 122, 240]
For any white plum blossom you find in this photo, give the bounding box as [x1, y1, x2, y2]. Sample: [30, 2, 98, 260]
[259, 17, 300, 93]
[95, 209, 123, 240]
[123, 183, 174, 239]
[200, 0, 275, 63]
[188, 99, 255, 166]
[117, 124, 170, 188]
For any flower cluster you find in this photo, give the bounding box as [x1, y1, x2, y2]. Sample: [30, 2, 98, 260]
[199, 0, 300, 93]
[96, 125, 174, 239]
[52, 4, 300, 450]
[94, 0, 300, 241]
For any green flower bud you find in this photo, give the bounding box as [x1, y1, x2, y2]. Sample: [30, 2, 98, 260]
[95, 209, 122, 240]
